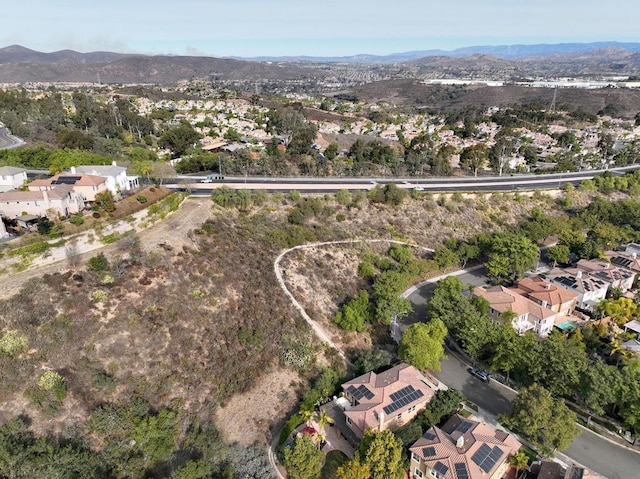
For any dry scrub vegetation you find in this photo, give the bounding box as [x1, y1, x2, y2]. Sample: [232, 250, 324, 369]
[0, 188, 568, 449]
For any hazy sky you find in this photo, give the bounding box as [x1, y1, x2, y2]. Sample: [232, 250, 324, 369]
[4, 1, 639, 57]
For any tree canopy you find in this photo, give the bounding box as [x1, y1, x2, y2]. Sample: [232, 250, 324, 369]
[398, 319, 447, 371]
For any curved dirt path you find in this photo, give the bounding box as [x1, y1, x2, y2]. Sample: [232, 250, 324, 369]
[0, 197, 213, 300]
[273, 239, 435, 365]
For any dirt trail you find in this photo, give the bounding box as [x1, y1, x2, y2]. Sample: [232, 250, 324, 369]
[0, 197, 213, 300]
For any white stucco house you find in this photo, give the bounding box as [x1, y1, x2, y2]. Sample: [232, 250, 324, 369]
[0, 185, 84, 219]
[70, 162, 139, 196]
[0, 166, 28, 192]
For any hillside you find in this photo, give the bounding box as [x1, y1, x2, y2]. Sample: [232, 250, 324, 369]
[0, 46, 325, 84]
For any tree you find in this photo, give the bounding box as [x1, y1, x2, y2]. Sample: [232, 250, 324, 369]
[325, 142, 339, 161]
[334, 290, 372, 332]
[356, 429, 403, 479]
[596, 297, 639, 326]
[503, 384, 578, 455]
[337, 460, 371, 479]
[485, 233, 539, 282]
[509, 451, 530, 477]
[422, 388, 464, 428]
[491, 323, 520, 383]
[282, 435, 323, 479]
[545, 244, 570, 267]
[398, 319, 447, 371]
[94, 190, 116, 213]
[578, 360, 621, 421]
[490, 135, 519, 176]
[354, 347, 394, 375]
[160, 122, 200, 158]
[460, 144, 487, 177]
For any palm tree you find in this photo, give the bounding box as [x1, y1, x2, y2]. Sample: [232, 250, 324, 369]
[316, 409, 334, 434]
[509, 451, 529, 479]
[300, 408, 314, 426]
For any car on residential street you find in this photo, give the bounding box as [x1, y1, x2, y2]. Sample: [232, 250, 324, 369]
[469, 368, 491, 383]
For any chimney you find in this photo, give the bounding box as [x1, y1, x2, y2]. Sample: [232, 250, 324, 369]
[378, 411, 385, 432]
[456, 435, 465, 449]
[70, 166, 77, 174]
[633, 252, 638, 260]
[112, 161, 117, 167]
[545, 283, 551, 290]
[576, 271, 583, 278]
[542, 300, 548, 308]
[604, 262, 610, 269]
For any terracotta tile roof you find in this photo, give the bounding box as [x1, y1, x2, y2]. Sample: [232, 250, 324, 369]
[514, 277, 578, 306]
[410, 414, 521, 479]
[474, 286, 555, 320]
[29, 174, 107, 188]
[0, 184, 73, 201]
[342, 363, 435, 434]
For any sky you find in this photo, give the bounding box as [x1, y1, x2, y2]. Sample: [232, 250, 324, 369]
[3, 1, 640, 57]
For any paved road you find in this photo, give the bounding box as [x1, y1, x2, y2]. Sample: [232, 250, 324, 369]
[162, 165, 640, 193]
[0, 126, 24, 149]
[405, 271, 640, 479]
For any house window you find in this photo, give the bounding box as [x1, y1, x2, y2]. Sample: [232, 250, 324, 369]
[346, 416, 351, 425]
[411, 452, 420, 463]
[414, 468, 423, 478]
[397, 413, 402, 420]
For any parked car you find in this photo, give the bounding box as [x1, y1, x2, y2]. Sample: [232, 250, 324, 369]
[469, 368, 491, 383]
[201, 176, 214, 183]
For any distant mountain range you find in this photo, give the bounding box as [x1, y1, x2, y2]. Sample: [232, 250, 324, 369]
[237, 42, 640, 64]
[1, 42, 640, 85]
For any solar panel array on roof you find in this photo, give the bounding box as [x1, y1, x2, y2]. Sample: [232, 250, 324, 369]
[423, 431, 436, 440]
[52, 176, 81, 185]
[433, 462, 449, 476]
[423, 446, 436, 457]
[457, 421, 473, 433]
[383, 385, 425, 415]
[454, 462, 469, 479]
[612, 256, 633, 268]
[471, 443, 504, 473]
[346, 384, 375, 401]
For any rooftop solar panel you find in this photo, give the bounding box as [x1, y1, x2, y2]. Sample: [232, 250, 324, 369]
[423, 446, 436, 457]
[434, 462, 448, 476]
[471, 443, 491, 468]
[423, 431, 436, 440]
[457, 421, 473, 433]
[454, 462, 469, 479]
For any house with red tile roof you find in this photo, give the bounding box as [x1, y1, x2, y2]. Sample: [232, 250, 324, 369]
[340, 363, 435, 439]
[28, 173, 109, 202]
[511, 277, 578, 317]
[473, 285, 561, 337]
[409, 414, 522, 479]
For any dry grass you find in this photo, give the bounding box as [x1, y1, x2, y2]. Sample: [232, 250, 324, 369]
[0, 188, 573, 444]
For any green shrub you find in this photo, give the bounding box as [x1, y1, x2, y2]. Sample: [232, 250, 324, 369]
[0, 330, 28, 357]
[136, 195, 148, 203]
[87, 253, 110, 272]
[92, 290, 109, 303]
[69, 213, 85, 226]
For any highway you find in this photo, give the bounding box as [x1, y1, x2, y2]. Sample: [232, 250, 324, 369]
[163, 165, 640, 194]
[0, 124, 25, 150]
[404, 274, 640, 479]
